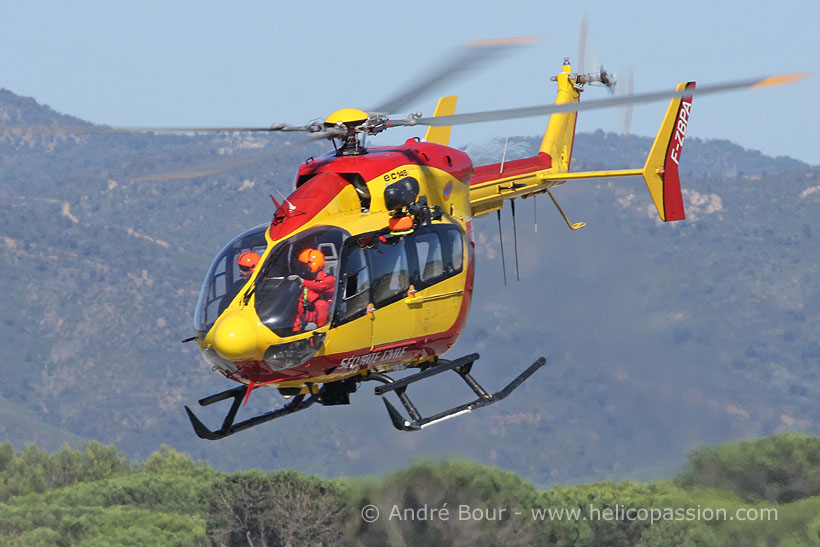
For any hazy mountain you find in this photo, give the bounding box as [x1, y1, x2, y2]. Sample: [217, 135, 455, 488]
[1, 88, 817, 487]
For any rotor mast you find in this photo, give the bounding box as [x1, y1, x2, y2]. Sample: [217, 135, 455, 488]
[323, 108, 372, 156]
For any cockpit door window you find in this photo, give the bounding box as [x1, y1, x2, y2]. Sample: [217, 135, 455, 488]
[253, 226, 346, 337]
[334, 245, 370, 324]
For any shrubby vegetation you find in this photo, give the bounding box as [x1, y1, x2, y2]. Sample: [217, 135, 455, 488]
[2, 434, 820, 545]
[205, 470, 347, 546]
[675, 433, 820, 503]
[0, 441, 129, 502]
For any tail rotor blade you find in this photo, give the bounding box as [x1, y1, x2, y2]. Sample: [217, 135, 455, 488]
[614, 69, 635, 134]
[578, 15, 589, 75]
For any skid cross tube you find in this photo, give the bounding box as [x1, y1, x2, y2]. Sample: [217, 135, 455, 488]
[368, 353, 547, 431]
[373, 353, 480, 396]
[185, 385, 321, 440]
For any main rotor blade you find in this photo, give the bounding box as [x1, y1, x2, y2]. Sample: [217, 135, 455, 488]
[131, 137, 327, 182]
[110, 124, 309, 133]
[405, 73, 810, 127]
[0, 123, 309, 135]
[0, 122, 340, 184]
[369, 36, 539, 115]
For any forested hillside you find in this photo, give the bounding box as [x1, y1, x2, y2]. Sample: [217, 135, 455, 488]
[1, 434, 819, 545]
[1, 88, 819, 486]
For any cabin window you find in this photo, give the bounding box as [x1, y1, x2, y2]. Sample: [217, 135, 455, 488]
[444, 227, 464, 273]
[406, 224, 464, 290]
[335, 245, 370, 323]
[415, 232, 444, 283]
[365, 238, 410, 305]
[331, 223, 465, 326]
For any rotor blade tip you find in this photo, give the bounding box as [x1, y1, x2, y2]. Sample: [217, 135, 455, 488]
[464, 36, 542, 48]
[752, 72, 812, 89]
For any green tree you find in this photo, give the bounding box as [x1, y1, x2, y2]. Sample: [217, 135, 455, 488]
[205, 469, 347, 547]
[676, 433, 820, 502]
[347, 458, 541, 546]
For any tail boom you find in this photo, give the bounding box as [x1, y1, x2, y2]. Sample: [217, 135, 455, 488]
[467, 81, 696, 222]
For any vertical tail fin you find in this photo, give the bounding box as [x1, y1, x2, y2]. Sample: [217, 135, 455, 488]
[642, 82, 695, 221]
[424, 96, 458, 145]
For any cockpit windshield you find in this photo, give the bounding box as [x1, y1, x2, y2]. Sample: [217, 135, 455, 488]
[194, 224, 268, 334]
[252, 226, 346, 338]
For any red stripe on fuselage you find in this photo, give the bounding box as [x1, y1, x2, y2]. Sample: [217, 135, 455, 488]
[471, 153, 552, 185]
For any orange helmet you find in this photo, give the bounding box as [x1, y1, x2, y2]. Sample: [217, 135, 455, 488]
[237, 251, 260, 271]
[298, 248, 325, 273]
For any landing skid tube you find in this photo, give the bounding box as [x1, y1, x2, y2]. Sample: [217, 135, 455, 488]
[185, 386, 320, 440]
[366, 353, 547, 431]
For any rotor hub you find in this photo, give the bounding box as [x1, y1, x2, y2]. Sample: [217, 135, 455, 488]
[324, 108, 369, 127]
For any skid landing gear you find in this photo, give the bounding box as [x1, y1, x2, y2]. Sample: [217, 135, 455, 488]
[185, 352, 546, 439]
[366, 353, 547, 431]
[185, 386, 321, 440]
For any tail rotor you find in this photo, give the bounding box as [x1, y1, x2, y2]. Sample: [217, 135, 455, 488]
[577, 15, 634, 134]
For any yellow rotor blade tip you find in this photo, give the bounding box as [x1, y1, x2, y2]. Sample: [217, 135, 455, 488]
[464, 36, 542, 47]
[752, 72, 812, 89]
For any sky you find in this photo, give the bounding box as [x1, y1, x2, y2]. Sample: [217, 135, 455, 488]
[0, 0, 817, 165]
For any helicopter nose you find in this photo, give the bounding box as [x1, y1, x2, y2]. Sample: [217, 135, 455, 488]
[212, 311, 259, 361]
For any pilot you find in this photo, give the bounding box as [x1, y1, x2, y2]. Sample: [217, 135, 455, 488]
[290, 248, 335, 332]
[217, 251, 260, 316]
[237, 251, 261, 281]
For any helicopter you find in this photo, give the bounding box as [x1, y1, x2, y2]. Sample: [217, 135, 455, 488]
[170, 42, 805, 440]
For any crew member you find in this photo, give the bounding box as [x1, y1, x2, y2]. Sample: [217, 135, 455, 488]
[290, 248, 335, 332]
[217, 251, 260, 316]
[237, 251, 260, 281]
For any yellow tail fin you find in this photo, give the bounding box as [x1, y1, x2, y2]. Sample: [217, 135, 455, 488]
[424, 96, 458, 145]
[642, 82, 695, 221]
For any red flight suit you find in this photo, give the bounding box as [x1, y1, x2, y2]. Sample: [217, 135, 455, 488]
[293, 270, 335, 332]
